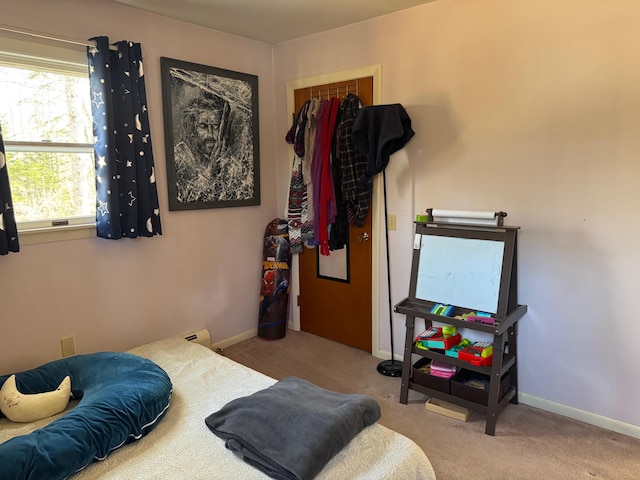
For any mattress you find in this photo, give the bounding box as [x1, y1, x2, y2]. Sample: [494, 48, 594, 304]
[1, 337, 436, 479]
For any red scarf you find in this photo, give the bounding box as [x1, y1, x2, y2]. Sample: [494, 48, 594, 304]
[318, 97, 340, 256]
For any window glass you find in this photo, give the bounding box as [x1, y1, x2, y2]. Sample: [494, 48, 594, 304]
[0, 39, 95, 229]
[4, 149, 95, 223]
[0, 66, 92, 144]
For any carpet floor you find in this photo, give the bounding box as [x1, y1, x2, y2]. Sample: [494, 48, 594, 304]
[222, 330, 640, 480]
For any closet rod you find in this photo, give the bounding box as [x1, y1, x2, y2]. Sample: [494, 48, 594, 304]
[0, 24, 118, 51]
[310, 84, 357, 94]
[310, 87, 358, 100]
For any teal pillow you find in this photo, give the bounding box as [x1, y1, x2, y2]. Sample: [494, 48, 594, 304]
[0, 352, 172, 480]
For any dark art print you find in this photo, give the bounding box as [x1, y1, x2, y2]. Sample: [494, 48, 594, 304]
[160, 57, 260, 210]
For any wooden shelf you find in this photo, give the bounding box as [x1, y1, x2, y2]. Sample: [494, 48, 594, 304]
[395, 297, 527, 336]
[407, 381, 517, 416]
[409, 345, 516, 377]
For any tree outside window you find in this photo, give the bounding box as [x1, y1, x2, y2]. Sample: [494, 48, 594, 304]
[0, 64, 95, 228]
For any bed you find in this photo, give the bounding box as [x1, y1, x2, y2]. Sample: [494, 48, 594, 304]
[1, 336, 436, 479]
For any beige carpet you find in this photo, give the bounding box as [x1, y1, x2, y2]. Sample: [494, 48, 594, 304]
[222, 330, 640, 480]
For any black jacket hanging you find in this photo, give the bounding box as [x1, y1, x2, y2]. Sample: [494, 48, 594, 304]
[351, 104, 414, 180]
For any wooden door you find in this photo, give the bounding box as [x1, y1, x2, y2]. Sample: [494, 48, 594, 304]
[296, 77, 374, 352]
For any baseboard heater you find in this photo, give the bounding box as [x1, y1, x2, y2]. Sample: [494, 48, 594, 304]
[180, 328, 211, 348]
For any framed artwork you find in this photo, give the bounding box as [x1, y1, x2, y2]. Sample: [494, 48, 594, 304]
[160, 57, 260, 210]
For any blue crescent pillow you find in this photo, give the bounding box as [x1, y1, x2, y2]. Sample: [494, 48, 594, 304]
[0, 352, 172, 480]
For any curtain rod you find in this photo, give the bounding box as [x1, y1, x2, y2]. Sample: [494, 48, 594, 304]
[0, 24, 118, 51]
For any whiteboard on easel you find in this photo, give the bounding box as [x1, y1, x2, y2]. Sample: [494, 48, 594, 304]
[415, 234, 505, 314]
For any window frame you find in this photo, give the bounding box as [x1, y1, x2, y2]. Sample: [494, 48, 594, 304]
[0, 34, 96, 244]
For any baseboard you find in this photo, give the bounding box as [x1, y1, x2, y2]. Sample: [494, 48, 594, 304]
[374, 348, 402, 362]
[211, 328, 257, 351]
[519, 393, 640, 440]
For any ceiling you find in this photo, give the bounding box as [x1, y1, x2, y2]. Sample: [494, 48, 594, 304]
[107, 0, 435, 44]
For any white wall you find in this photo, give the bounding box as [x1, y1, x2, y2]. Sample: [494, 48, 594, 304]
[2, 0, 278, 373]
[273, 0, 640, 429]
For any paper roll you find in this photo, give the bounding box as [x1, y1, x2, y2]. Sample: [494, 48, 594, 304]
[431, 209, 497, 220]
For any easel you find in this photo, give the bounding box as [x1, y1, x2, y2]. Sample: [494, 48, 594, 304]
[395, 209, 527, 435]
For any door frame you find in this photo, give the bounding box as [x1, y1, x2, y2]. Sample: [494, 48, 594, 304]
[285, 64, 384, 359]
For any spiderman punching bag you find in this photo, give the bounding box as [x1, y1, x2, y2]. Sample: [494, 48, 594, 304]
[258, 218, 291, 339]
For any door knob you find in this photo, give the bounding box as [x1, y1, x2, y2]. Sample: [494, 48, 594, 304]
[357, 232, 369, 242]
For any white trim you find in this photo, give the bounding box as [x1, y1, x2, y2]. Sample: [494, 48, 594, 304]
[519, 392, 640, 440]
[375, 347, 404, 362]
[370, 174, 383, 358]
[211, 328, 258, 351]
[18, 223, 95, 245]
[5, 141, 93, 153]
[19, 220, 94, 232]
[285, 64, 383, 356]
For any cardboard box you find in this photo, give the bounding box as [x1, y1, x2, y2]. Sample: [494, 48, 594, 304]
[425, 397, 471, 421]
[411, 358, 451, 394]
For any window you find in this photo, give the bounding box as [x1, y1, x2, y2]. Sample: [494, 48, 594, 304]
[0, 35, 95, 239]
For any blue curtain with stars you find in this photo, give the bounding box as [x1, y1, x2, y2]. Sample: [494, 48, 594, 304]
[87, 36, 162, 239]
[0, 124, 19, 255]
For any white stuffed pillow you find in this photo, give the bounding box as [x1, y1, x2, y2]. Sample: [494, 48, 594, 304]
[0, 374, 71, 423]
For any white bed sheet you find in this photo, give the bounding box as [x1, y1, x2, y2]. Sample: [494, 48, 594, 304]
[2, 337, 436, 480]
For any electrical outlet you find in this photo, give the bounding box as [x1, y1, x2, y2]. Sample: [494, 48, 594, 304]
[60, 337, 75, 357]
[387, 214, 397, 231]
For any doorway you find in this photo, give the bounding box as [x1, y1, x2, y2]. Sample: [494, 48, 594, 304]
[286, 65, 382, 354]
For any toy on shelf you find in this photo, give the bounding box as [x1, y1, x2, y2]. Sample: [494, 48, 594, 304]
[415, 327, 462, 350]
[445, 338, 472, 358]
[442, 325, 457, 336]
[416, 327, 440, 340]
[461, 311, 495, 325]
[430, 303, 454, 316]
[458, 342, 494, 366]
[429, 360, 457, 378]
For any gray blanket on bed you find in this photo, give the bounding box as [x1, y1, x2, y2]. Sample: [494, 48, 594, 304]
[205, 376, 381, 480]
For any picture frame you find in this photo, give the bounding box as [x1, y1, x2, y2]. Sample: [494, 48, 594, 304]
[160, 57, 260, 210]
